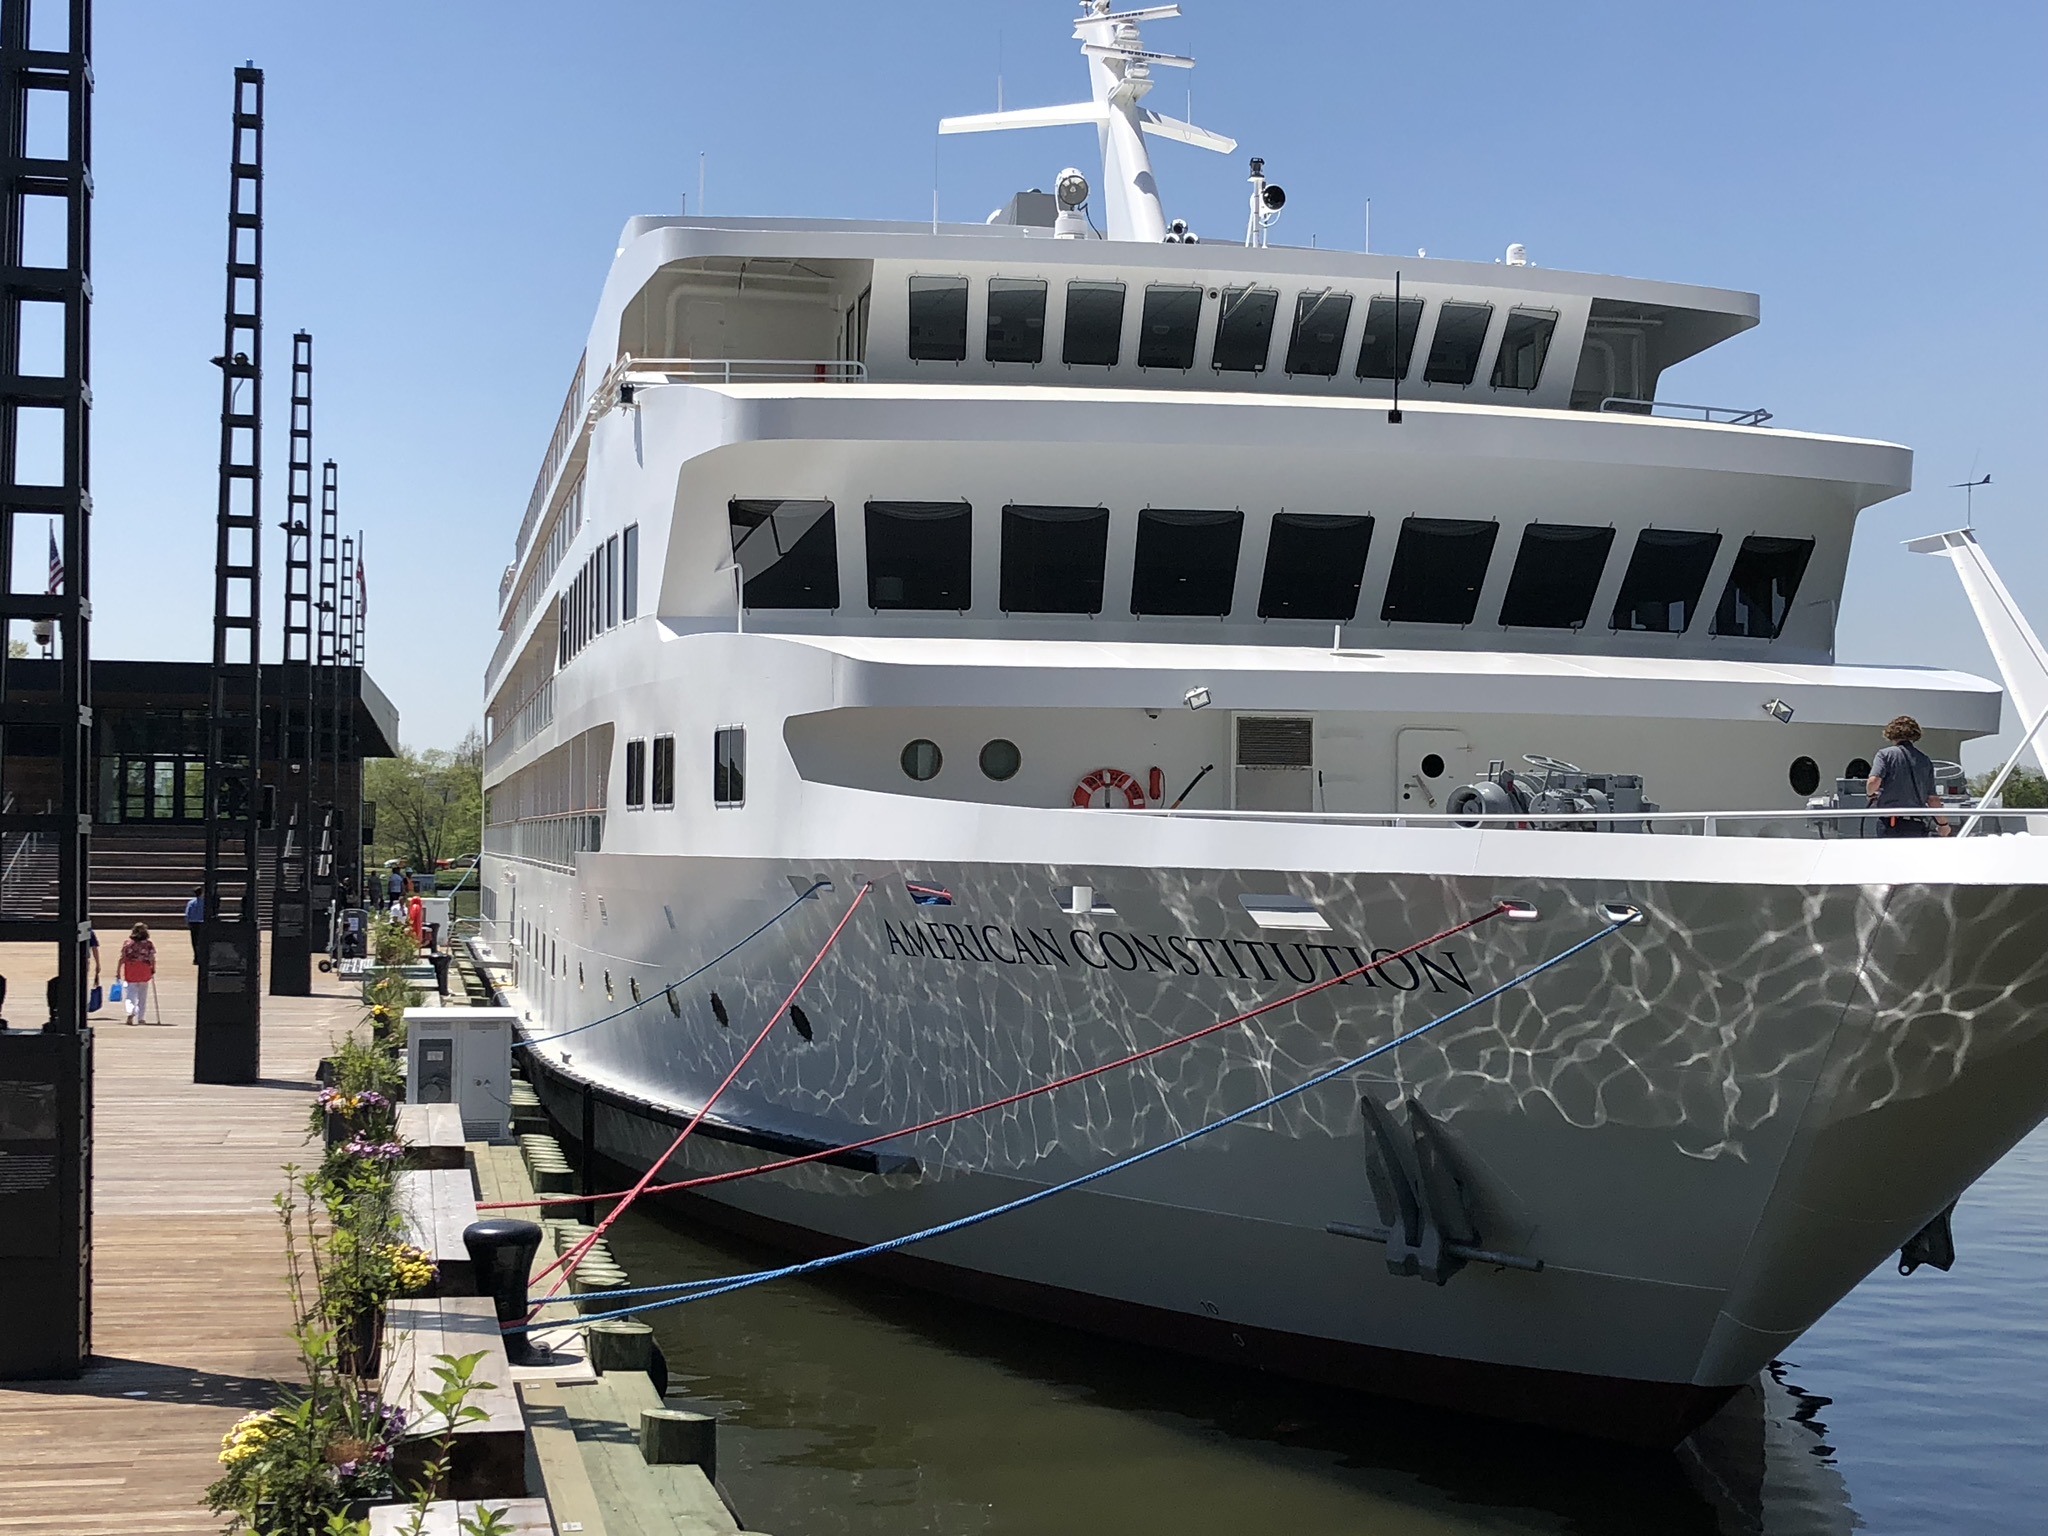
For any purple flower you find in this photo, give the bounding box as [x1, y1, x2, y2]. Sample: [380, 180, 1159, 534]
[370, 1443, 394, 1464]
[357, 1091, 389, 1110]
[336, 1459, 360, 1479]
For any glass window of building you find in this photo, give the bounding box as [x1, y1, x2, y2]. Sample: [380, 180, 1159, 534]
[1610, 528, 1724, 633]
[1423, 301, 1494, 386]
[866, 501, 972, 610]
[621, 523, 639, 619]
[985, 277, 1047, 364]
[1355, 295, 1424, 381]
[1284, 290, 1352, 377]
[624, 738, 646, 808]
[1715, 535, 1814, 639]
[1137, 284, 1203, 370]
[711, 728, 742, 807]
[1498, 523, 1615, 629]
[907, 275, 969, 362]
[1491, 309, 1558, 391]
[1062, 280, 1126, 366]
[1000, 504, 1109, 614]
[653, 734, 677, 808]
[728, 499, 839, 609]
[1257, 513, 1374, 620]
[1380, 517, 1500, 625]
[1213, 286, 1279, 373]
[1131, 508, 1244, 616]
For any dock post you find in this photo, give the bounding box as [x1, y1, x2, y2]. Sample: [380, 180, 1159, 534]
[640, 1407, 717, 1476]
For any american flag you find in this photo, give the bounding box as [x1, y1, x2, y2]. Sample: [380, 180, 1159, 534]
[46, 523, 61, 593]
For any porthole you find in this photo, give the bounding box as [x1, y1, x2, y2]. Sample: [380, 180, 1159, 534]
[1420, 752, 1446, 779]
[1789, 756, 1821, 797]
[1845, 757, 1871, 782]
[901, 739, 943, 781]
[979, 738, 1022, 781]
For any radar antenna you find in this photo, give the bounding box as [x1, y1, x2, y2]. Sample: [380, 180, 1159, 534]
[939, 2, 1237, 242]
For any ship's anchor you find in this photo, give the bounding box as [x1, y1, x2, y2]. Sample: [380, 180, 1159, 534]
[1898, 1199, 1958, 1275]
[1326, 1092, 1544, 1284]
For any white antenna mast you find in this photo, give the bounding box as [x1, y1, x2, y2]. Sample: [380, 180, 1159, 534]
[939, 3, 1236, 243]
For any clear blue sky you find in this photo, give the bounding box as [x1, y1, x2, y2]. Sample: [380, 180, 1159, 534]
[89, 1, 2047, 762]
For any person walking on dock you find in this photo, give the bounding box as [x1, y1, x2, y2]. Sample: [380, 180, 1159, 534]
[1868, 715, 1952, 838]
[184, 886, 204, 965]
[117, 924, 157, 1025]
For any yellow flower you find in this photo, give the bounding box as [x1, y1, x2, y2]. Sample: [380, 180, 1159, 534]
[219, 1409, 280, 1466]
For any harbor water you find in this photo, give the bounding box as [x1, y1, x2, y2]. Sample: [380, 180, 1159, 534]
[604, 1119, 2048, 1535]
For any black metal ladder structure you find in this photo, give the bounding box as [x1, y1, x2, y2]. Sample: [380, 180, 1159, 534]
[314, 456, 338, 930]
[268, 328, 312, 994]
[0, 0, 93, 1379]
[338, 528, 360, 902]
[194, 65, 264, 1081]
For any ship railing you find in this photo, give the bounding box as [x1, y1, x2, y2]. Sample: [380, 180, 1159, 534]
[513, 355, 588, 572]
[590, 355, 867, 414]
[1599, 396, 1773, 427]
[1140, 804, 2044, 838]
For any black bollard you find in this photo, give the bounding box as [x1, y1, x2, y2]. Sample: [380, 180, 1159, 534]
[463, 1218, 546, 1364]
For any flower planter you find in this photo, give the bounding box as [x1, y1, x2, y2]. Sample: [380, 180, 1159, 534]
[336, 1306, 384, 1379]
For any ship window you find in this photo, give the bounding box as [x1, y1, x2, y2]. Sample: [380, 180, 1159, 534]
[1790, 756, 1821, 796]
[1424, 301, 1493, 386]
[1062, 280, 1125, 366]
[728, 499, 839, 609]
[1355, 295, 1424, 381]
[1714, 535, 1814, 639]
[907, 275, 968, 362]
[866, 501, 972, 610]
[711, 728, 742, 808]
[1491, 309, 1557, 391]
[621, 523, 639, 620]
[624, 738, 646, 808]
[1498, 523, 1615, 629]
[1380, 517, 1499, 625]
[844, 285, 871, 365]
[1611, 528, 1722, 633]
[1137, 284, 1203, 370]
[1000, 504, 1109, 614]
[979, 739, 1022, 781]
[1213, 286, 1279, 373]
[1131, 508, 1243, 617]
[604, 535, 619, 628]
[1257, 513, 1373, 620]
[986, 277, 1046, 364]
[1284, 290, 1352, 377]
[901, 739, 943, 781]
[653, 734, 677, 808]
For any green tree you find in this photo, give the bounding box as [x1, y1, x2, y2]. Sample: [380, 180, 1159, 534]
[1969, 766, 2048, 808]
[365, 729, 482, 873]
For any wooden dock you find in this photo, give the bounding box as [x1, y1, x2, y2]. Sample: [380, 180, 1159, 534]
[0, 938, 358, 1535]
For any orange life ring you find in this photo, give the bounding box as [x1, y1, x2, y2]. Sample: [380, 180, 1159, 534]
[1073, 767, 1148, 809]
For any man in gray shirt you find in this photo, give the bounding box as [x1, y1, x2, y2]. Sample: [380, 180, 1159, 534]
[1867, 715, 1951, 838]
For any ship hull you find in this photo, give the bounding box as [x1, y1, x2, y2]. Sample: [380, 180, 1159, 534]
[493, 853, 2048, 1445]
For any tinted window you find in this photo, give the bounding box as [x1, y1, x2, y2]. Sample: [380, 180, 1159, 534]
[1380, 517, 1499, 625]
[1001, 504, 1109, 614]
[1284, 291, 1352, 377]
[1492, 308, 1557, 390]
[1715, 535, 1814, 639]
[1062, 280, 1125, 366]
[1611, 528, 1723, 633]
[1257, 513, 1373, 620]
[652, 735, 677, 808]
[1131, 508, 1243, 616]
[986, 277, 1046, 364]
[624, 739, 646, 808]
[907, 275, 968, 362]
[1498, 523, 1615, 629]
[866, 501, 972, 610]
[1138, 285, 1203, 370]
[728, 499, 839, 609]
[711, 728, 742, 807]
[1213, 287, 1279, 372]
[1424, 301, 1493, 386]
[621, 523, 639, 619]
[1356, 295, 1423, 380]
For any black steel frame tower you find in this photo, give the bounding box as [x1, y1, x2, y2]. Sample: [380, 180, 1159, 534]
[194, 65, 264, 1081]
[268, 328, 311, 994]
[0, 0, 93, 1379]
[314, 458, 337, 929]
[338, 529, 359, 900]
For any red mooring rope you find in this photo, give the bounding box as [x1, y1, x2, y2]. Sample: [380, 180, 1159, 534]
[486, 901, 1510, 1224]
[523, 881, 875, 1313]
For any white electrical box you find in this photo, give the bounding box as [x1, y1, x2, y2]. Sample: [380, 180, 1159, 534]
[405, 1007, 516, 1142]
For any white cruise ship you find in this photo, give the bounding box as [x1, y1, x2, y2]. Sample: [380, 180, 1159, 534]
[479, 2, 2048, 1444]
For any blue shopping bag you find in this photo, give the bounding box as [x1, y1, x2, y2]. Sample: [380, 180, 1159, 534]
[108, 979, 123, 1003]
[88, 984, 102, 1013]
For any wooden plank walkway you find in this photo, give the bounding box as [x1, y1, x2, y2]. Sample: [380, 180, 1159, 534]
[0, 937, 366, 1535]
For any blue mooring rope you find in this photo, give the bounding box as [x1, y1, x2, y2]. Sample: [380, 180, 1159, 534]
[510, 882, 826, 1048]
[514, 913, 1634, 1333]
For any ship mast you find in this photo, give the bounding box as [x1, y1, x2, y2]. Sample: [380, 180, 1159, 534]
[939, 2, 1235, 243]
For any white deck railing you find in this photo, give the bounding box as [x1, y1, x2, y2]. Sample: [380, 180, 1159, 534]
[1134, 804, 2041, 838]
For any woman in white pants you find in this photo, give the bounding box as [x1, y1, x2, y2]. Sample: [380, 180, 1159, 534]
[117, 923, 156, 1024]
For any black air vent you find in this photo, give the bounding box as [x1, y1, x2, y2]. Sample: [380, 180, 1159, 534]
[1236, 717, 1312, 768]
